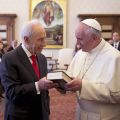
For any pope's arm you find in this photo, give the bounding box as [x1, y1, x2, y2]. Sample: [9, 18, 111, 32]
[67, 53, 120, 103]
[80, 56, 120, 104]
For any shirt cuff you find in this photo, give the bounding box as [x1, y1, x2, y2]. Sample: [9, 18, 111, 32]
[35, 82, 40, 94]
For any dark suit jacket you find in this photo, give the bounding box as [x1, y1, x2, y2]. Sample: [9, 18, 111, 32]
[112, 42, 120, 51]
[117, 42, 120, 51]
[0, 45, 49, 120]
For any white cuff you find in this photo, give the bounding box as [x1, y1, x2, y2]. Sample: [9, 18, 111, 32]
[35, 82, 40, 94]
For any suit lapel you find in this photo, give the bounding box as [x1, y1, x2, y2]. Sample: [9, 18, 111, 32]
[118, 42, 120, 51]
[17, 45, 38, 81]
[37, 55, 43, 79]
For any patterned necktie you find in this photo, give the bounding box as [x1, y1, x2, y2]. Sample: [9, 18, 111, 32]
[30, 55, 40, 79]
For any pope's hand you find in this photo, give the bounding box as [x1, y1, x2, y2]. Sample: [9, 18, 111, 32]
[66, 78, 82, 91]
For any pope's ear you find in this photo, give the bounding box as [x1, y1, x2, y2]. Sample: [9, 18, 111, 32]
[92, 34, 99, 41]
[24, 36, 30, 44]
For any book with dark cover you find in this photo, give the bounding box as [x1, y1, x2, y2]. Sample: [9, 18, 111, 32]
[47, 71, 72, 90]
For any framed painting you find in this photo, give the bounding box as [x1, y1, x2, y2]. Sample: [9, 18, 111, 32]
[30, 0, 67, 48]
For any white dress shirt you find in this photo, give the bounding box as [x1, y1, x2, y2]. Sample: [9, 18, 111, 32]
[21, 44, 40, 94]
[114, 41, 119, 49]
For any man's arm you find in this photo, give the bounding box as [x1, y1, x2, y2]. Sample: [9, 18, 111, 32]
[1, 54, 55, 104]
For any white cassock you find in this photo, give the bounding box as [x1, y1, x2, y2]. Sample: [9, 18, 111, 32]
[67, 39, 120, 120]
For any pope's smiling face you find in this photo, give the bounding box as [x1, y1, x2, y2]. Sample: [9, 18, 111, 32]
[75, 23, 95, 52]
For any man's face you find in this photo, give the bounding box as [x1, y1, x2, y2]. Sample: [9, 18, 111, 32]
[26, 28, 46, 54]
[112, 32, 120, 42]
[30, 35, 46, 54]
[75, 24, 93, 52]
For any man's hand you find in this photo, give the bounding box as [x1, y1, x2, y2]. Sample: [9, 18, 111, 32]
[37, 77, 58, 90]
[66, 78, 82, 91]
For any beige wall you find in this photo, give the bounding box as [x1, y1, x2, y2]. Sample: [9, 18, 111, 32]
[67, 0, 120, 48]
[0, 0, 29, 43]
[0, 0, 120, 58]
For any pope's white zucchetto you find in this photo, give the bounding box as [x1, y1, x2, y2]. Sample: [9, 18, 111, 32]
[81, 19, 102, 31]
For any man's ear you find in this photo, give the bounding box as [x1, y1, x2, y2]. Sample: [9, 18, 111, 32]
[92, 34, 100, 44]
[92, 34, 97, 41]
[24, 36, 30, 44]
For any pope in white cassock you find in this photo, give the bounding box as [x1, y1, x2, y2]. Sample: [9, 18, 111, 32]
[66, 19, 120, 120]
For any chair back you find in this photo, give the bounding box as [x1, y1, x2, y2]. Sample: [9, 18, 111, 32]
[57, 48, 74, 70]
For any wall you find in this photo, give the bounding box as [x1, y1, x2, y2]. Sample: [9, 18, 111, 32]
[0, 0, 29, 43]
[67, 0, 120, 48]
[0, 0, 120, 58]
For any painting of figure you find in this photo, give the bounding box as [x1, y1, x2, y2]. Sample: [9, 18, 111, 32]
[31, 0, 66, 48]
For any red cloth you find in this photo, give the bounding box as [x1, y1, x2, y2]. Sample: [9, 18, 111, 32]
[30, 55, 40, 79]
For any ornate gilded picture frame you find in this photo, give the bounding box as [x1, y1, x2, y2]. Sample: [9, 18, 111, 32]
[30, 0, 67, 48]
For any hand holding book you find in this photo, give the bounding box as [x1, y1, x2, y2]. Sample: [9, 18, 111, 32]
[47, 71, 72, 91]
[65, 78, 82, 91]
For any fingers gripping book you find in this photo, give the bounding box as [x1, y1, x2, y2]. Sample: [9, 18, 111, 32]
[47, 71, 72, 90]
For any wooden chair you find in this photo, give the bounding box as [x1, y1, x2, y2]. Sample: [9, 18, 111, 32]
[49, 48, 74, 71]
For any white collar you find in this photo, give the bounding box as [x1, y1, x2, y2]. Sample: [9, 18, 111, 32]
[87, 38, 106, 55]
[114, 41, 119, 45]
[21, 44, 32, 58]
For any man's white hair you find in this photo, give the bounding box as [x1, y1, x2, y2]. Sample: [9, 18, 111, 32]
[21, 19, 45, 41]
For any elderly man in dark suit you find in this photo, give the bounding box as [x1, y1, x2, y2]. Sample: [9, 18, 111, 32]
[0, 20, 57, 120]
[112, 32, 120, 51]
